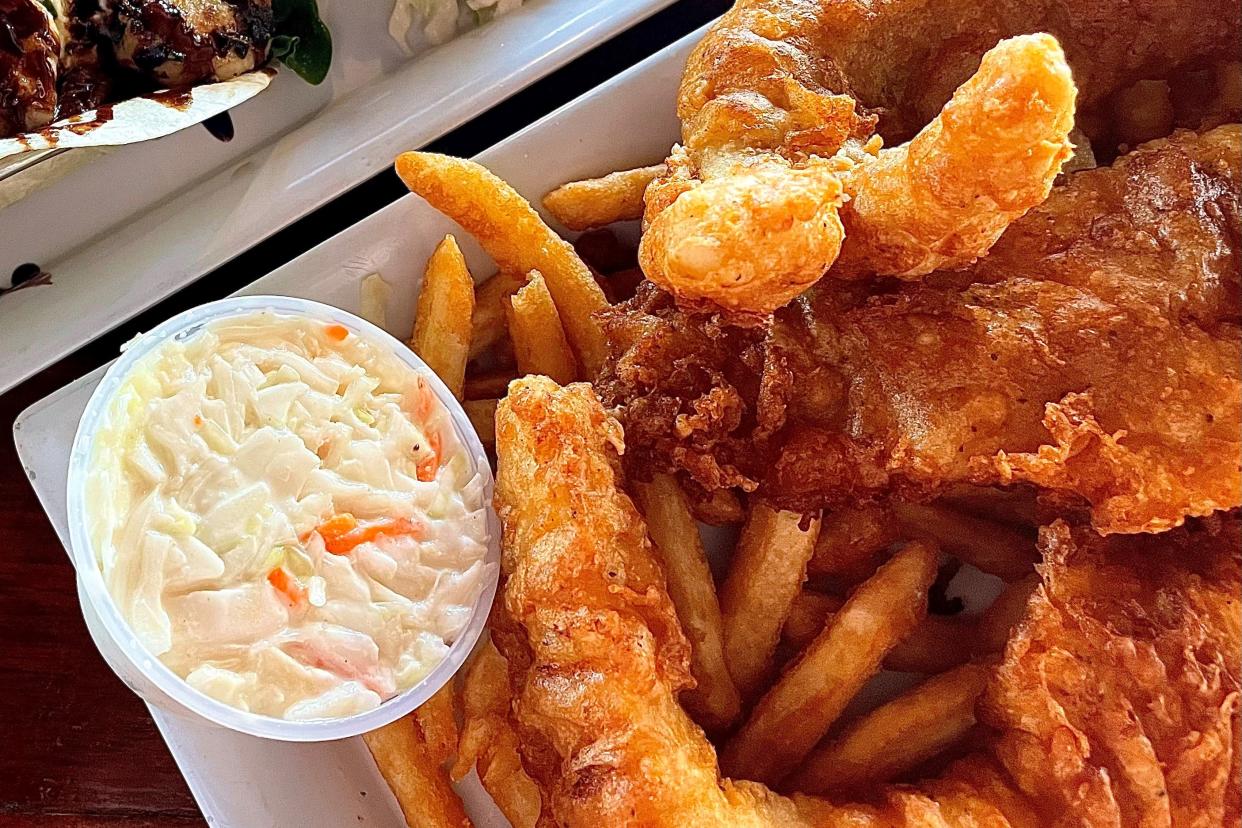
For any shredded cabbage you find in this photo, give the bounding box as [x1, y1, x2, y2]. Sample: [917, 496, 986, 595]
[388, 0, 526, 53]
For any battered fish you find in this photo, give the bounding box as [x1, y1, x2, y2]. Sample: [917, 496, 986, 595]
[600, 125, 1242, 534]
[491, 377, 1241, 827]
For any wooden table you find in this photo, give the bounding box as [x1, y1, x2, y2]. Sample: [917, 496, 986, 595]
[0, 4, 722, 824]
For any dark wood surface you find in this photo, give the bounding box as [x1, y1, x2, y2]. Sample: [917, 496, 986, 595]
[0, 3, 724, 824]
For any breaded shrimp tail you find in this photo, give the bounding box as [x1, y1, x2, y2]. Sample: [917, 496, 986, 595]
[835, 34, 1076, 279]
[641, 27, 1075, 315]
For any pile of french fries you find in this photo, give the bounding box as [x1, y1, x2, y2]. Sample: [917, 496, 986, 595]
[361, 152, 1044, 826]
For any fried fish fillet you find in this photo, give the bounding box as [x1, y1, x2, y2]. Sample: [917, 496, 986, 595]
[600, 125, 1242, 534]
[491, 377, 1241, 826]
[985, 516, 1242, 827]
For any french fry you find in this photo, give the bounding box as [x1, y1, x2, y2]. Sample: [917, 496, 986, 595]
[464, 368, 516, 400]
[469, 270, 527, 359]
[893, 502, 1037, 581]
[395, 153, 610, 374]
[414, 683, 459, 768]
[411, 234, 475, 400]
[789, 663, 990, 795]
[364, 716, 472, 828]
[686, 485, 745, 526]
[808, 504, 901, 583]
[634, 473, 742, 731]
[453, 641, 542, 828]
[782, 589, 978, 674]
[359, 272, 392, 328]
[719, 504, 821, 700]
[976, 574, 1039, 654]
[884, 614, 979, 674]
[543, 164, 665, 231]
[781, 589, 844, 649]
[721, 541, 939, 785]
[505, 271, 579, 384]
[463, 399, 497, 449]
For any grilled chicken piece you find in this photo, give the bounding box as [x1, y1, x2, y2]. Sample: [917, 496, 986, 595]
[109, 0, 272, 87]
[0, 0, 62, 136]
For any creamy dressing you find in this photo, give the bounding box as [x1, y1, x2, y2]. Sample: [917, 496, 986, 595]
[86, 312, 490, 720]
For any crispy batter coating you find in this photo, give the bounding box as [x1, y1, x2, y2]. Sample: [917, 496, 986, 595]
[601, 126, 1242, 534]
[641, 0, 1240, 314]
[643, 33, 1075, 314]
[834, 34, 1075, 279]
[985, 517, 1242, 827]
[491, 378, 1240, 826]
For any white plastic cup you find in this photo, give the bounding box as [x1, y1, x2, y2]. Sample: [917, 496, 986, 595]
[66, 295, 500, 742]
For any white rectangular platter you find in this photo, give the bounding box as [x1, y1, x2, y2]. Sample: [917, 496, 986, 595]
[14, 28, 697, 827]
[0, 0, 677, 396]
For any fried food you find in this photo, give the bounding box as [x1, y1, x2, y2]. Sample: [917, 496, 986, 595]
[833, 34, 1075, 279]
[634, 473, 741, 731]
[410, 234, 475, 400]
[718, 503, 821, 700]
[600, 125, 1242, 534]
[364, 714, 472, 828]
[893, 502, 1038, 580]
[505, 271, 579, 385]
[640, 34, 1073, 315]
[984, 517, 1242, 827]
[453, 640, 542, 828]
[469, 270, 526, 360]
[395, 153, 610, 375]
[491, 377, 1240, 827]
[790, 663, 990, 795]
[808, 504, 900, 583]
[543, 164, 664, 231]
[721, 541, 938, 785]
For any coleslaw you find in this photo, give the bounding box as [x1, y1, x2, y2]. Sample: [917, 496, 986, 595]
[83, 311, 491, 720]
[388, 0, 525, 51]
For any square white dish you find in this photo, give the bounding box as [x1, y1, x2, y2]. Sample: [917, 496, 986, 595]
[14, 27, 697, 826]
[0, 0, 678, 396]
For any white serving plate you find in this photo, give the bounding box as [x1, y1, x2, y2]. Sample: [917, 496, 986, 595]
[0, 0, 676, 396]
[14, 28, 696, 827]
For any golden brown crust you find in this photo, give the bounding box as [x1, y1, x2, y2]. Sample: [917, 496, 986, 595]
[491, 378, 1240, 826]
[601, 125, 1242, 534]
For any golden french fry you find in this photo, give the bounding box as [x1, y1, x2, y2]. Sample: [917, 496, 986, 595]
[976, 574, 1039, 654]
[542, 164, 665, 231]
[719, 504, 821, 699]
[395, 153, 610, 374]
[634, 473, 741, 731]
[453, 641, 542, 828]
[721, 541, 939, 785]
[364, 716, 472, 828]
[884, 613, 979, 674]
[470, 270, 527, 360]
[893, 502, 1037, 581]
[686, 485, 745, 526]
[411, 234, 475, 400]
[464, 368, 517, 400]
[463, 399, 497, 449]
[414, 683, 459, 768]
[505, 271, 579, 385]
[782, 590, 977, 674]
[781, 589, 844, 649]
[808, 504, 901, 583]
[359, 272, 392, 329]
[790, 663, 990, 795]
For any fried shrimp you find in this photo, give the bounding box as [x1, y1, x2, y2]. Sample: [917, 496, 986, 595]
[640, 27, 1075, 314]
[834, 34, 1075, 279]
[492, 377, 1241, 828]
